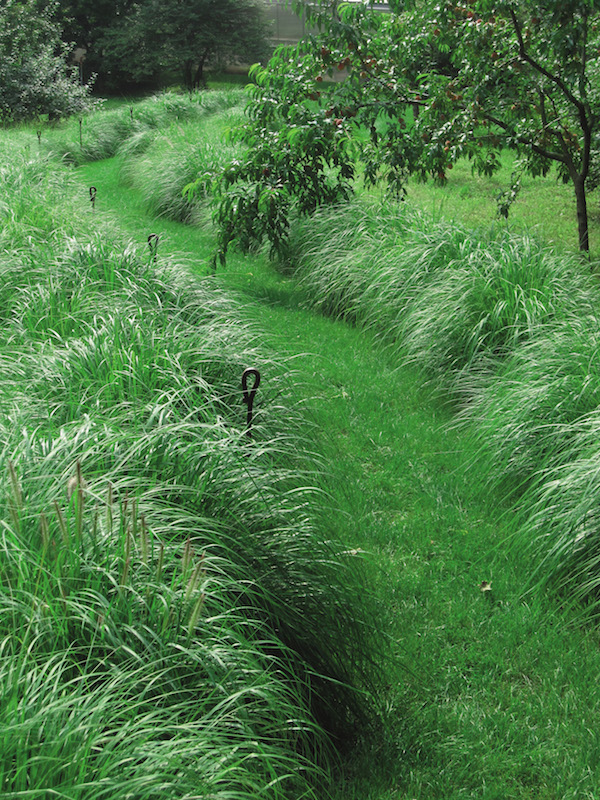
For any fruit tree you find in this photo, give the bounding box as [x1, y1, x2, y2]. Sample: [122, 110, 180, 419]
[202, 0, 600, 262]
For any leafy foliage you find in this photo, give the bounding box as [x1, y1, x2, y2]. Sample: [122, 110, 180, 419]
[0, 0, 92, 122]
[99, 0, 271, 90]
[205, 0, 600, 260]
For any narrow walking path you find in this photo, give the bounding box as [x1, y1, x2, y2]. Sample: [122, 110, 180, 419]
[78, 157, 600, 800]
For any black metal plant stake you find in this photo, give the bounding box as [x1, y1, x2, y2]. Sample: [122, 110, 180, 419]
[148, 234, 159, 262]
[89, 186, 97, 211]
[242, 368, 261, 439]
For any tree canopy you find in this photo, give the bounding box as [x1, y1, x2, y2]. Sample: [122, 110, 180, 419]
[204, 0, 600, 261]
[58, 0, 271, 90]
[0, 0, 92, 122]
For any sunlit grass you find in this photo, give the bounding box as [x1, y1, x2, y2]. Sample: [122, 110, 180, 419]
[406, 150, 600, 259]
[0, 114, 384, 798]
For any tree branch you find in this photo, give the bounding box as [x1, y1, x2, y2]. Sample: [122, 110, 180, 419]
[508, 7, 583, 111]
[482, 111, 567, 164]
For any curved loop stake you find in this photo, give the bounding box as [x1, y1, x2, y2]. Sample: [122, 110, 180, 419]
[241, 368, 261, 439]
[148, 234, 159, 263]
[89, 186, 97, 210]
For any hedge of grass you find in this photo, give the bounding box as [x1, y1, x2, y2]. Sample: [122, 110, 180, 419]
[42, 88, 245, 166]
[0, 137, 383, 798]
[287, 198, 600, 618]
[118, 105, 245, 223]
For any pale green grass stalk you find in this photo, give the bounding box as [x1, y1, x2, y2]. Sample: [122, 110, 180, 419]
[514, 417, 600, 619]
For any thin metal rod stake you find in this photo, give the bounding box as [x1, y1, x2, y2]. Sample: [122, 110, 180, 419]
[242, 368, 261, 438]
[89, 186, 97, 211]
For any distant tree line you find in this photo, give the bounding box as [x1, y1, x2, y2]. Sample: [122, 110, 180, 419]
[0, 0, 271, 123]
[57, 0, 271, 92]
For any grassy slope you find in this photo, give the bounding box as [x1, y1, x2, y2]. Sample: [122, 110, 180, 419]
[78, 150, 600, 800]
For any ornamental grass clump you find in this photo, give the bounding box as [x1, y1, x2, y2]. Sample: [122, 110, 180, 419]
[119, 106, 244, 223]
[45, 89, 244, 166]
[289, 198, 589, 399]
[0, 146, 89, 251]
[514, 418, 600, 619]
[461, 313, 600, 498]
[0, 466, 326, 800]
[401, 234, 586, 391]
[0, 151, 383, 796]
[288, 199, 472, 326]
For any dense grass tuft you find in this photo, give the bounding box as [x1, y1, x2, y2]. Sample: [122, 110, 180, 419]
[119, 105, 245, 222]
[289, 199, 591, 392]
[43, 88, 245, 166]
[287, 196, 600, 616]
[0, 120, 383, 797]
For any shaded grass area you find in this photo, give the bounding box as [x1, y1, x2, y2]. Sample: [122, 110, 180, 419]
[77, 120, 600, 798]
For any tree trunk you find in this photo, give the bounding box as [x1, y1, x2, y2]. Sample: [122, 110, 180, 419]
[192, 57, 206, 90]
[573, 175, 590, 253]
[183, 59, 194, 91]
[192, 51, 210, 90]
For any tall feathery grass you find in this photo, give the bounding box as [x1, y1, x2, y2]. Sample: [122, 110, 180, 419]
[0, 125, 383, 797]
[118, 105, 245, 223]
[290, 200, 590, 391]
[287, 196, 600, 617]
[42, 88, 245, 166]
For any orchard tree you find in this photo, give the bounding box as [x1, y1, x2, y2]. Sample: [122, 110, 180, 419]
[204, 0, 600, 262]
[0, 0, 92, 122]
[101, 0, 271, 90]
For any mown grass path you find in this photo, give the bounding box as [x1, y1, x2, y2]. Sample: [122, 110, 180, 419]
[79, 157, 600, 800]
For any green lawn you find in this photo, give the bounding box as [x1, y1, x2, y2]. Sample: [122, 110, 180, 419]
[405, 151, 600, 260]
